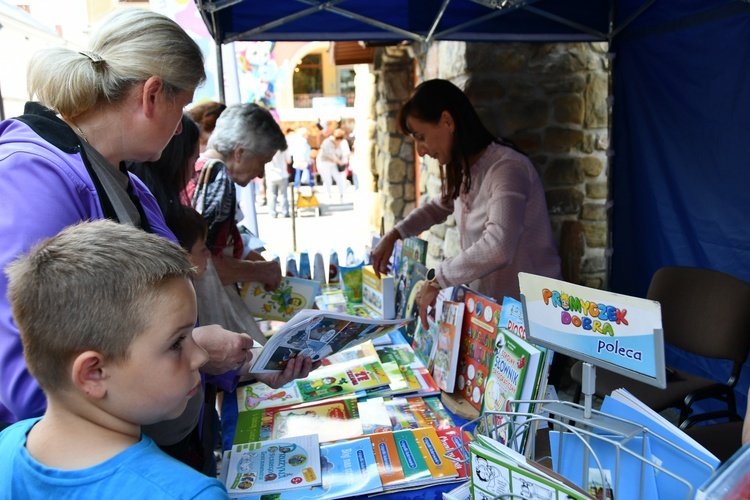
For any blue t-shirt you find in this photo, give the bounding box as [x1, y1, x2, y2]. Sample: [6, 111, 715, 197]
[0, 418, 228, 499]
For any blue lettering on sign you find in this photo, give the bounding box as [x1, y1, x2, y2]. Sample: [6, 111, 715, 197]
[596, 339, 643, 361]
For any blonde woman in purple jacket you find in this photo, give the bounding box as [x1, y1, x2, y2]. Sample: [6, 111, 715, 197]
[372, 79, 562, 329]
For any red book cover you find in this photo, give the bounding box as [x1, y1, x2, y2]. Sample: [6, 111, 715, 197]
[456, 290, 500, 411]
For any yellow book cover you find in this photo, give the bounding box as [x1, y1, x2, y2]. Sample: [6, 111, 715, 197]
[412, 427, 460, 479]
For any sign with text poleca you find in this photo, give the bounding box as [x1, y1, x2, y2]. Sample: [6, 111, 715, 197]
[519, 272, 666, 387]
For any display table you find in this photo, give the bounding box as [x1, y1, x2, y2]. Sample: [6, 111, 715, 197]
[220, 330, 474, 499]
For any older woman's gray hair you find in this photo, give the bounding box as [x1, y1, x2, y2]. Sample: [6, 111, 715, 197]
[207, 103, 286, 158]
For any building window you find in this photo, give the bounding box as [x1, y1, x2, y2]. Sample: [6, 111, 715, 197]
[293, 54, 323, 107]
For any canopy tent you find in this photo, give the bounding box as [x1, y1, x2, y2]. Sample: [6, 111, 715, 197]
[193, 0, 750, 415]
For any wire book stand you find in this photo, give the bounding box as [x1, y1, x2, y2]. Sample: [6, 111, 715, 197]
[442, 397, 718, 500]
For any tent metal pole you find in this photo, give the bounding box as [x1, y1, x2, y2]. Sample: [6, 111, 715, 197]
[426, 0, 453, 42]
[208, 9, 226, 103]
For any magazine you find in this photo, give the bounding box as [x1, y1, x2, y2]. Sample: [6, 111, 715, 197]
[249, 309, 411, 373]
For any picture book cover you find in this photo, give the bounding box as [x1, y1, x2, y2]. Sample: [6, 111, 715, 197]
[436, 427, 473, 479]
[241, 276, 321, 322]
[411, 426, 461, 482]
[390, 429, 432, 487]
[401, 261, 428, 344]
[362, 265, 396, 319]
[257, 437, 383, 499]
[411, 316, 438, 370]
[549, 430, 659, 499]
[373, 342, 441, 397]
[357, 397, 395, 434]
[433, 300, 465, 393]
[602, 390, 719, 498]
[271, 398, 363, 443]
[394, 236, 427, 321]
[470, 434, 591, 500]
[249, 309, 410, 373]
[234, 396, 361, 445]
[319, 339, 378, 366]
[237, 381, 304, 412]
[481, 328, 542, 449]
[498, 296, 527, 339]
[225, 434, 321, 495]
[369, 431, 407, 487]
[456, 289, 500, 411]
[295, 356, 391, 402]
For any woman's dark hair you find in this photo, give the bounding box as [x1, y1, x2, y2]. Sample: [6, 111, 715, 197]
[166, 205, 207, 252]
[398, 79, 504, 203]
[127, 114, 199, 220]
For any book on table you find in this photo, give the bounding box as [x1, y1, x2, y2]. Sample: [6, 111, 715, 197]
[224, 434, 322, 496]
[456, 289, 500, 411]
[432, 299, 466, 393]
[372, 342, 441, 397]
[394, 236, 427, 321]
[362, 265, 396, 319]
[248, 309, 410, 373]
[480, 327, 543, 451]
[241, 276, 322, 321]
[233, 395, 363, 445]
[470, 434, 592, 500]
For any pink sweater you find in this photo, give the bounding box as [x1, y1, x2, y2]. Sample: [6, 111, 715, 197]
[394, 142, 562, 301]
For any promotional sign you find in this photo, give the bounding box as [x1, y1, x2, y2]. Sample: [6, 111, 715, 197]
[519, 273, 666, 388]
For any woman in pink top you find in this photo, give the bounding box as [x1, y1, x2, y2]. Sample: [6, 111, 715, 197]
[371, 79, 562, 328]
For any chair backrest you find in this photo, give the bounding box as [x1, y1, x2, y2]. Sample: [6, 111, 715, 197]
[647, 266, 750, 365]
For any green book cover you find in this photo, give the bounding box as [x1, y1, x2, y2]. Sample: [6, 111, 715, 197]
[392, 429, 432, 483]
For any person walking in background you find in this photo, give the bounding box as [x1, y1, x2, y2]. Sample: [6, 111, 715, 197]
[371, 79, 562, 329]
[264, 148, 292, 218]
[290, 127, 314, 189]
[316, 128, 349, 203]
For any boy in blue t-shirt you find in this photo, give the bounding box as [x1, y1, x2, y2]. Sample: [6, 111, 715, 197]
[0, 220, 228, 498]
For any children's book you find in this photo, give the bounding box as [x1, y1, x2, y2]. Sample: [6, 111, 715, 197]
[412, 426, 461, 483]
[602, 389, 719, 499]
[456, 289, 500, 411]
[294, 355, 391, 402]
[320, 339, 378, 366]
[248, 437, 383, 500]
[470, 434, 592, 500]
[373, 342, 441, 397]
[237, 381, 304, 412]
[549, 430, 659, 499]
[498, 296, 527, 339]
[481, 328, 543, 450]
[358, 397, 395, 434]
[271, 398, 364, 443]
[411, 316, 438, 370]
[234, 395, 361, 445]
[394, 237, 427, 320]
[369, 431, 407, 488]
[248, 309, 410, 373]
[401, 261, 428, 344]
[388, 429, 433, 488]
[225, 434, 321, 496]
[436, 427, 474, 479]
[362, 265, 396, 319]
[432, 300, 465, 393]
[241, 277, 322, 321]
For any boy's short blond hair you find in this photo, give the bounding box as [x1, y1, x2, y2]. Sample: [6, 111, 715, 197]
[5, 220, 195, 393]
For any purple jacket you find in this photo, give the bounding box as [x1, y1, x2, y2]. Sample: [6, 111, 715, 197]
[0, 103, 236, 423]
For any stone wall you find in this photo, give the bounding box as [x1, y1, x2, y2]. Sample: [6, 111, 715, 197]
[371, 41, 611, 289]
